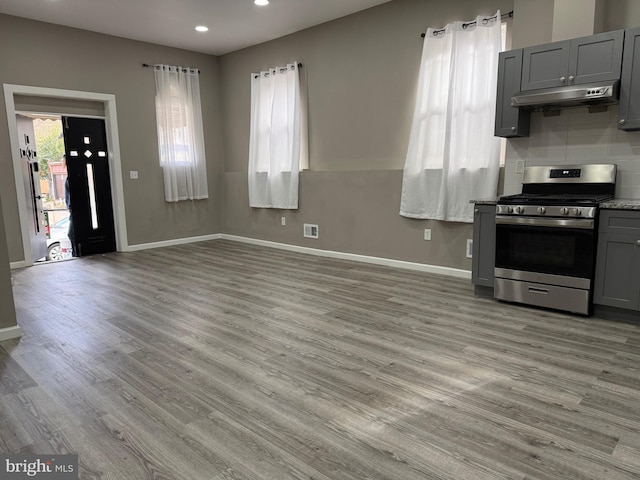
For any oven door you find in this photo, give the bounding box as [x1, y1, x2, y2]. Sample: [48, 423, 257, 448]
[495, 216, 596, 280]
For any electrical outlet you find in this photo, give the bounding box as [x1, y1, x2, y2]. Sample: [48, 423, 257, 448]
[281, 216, 286, 226]
[466, 239, 473, 259]
[303, 224, 319, 239]
[130, 170, 139, 179]
[423, 229, 431, 241]
[515, 160, 525, 174]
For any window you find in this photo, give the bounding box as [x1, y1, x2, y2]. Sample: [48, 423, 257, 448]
[400, 12, 503, 222]
[154, 64, 208, 202]
[248, 63, 307, 209]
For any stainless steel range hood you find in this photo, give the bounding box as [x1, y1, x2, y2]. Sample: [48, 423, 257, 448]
[511, 80, 619, 111]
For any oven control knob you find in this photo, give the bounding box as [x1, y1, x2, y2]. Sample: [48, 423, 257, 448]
[560, 207, 569, 215]
[515, 206, 524, 214]
[572, 208, 582, 216]
[537, 207, 546, 214]
[506, 206, 514, 214]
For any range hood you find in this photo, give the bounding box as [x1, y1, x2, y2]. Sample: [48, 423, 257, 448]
[511, 80, 619, 111]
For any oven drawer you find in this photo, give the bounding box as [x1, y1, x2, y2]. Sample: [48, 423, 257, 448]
[495, 277, 590, 315]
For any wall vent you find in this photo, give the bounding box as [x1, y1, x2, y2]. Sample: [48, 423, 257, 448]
[303, 224, 319, 239]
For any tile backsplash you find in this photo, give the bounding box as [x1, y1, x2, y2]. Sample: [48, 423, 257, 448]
[503, 105, 640, 198]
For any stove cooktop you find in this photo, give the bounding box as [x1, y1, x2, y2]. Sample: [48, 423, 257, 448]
[498, 193, 614, 206]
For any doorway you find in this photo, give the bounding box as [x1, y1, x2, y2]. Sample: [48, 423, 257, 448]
[3, 84, 128, 267]
[16, 114, 118, 262]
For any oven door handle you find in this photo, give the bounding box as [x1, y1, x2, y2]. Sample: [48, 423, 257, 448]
[495, 216, 595, 229]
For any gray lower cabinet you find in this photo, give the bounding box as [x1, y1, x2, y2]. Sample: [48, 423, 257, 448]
[618, 26, 640, 130]
[472, 204, 496, 287]
[495, 49, 530, 137]
[593, 210, 640, 310]
[521, 30, 624, 91]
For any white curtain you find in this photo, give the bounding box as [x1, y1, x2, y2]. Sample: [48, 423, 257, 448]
[154, 64, 208, 202]
[400, 12, 502, 223]
[248, 63, 303, 209]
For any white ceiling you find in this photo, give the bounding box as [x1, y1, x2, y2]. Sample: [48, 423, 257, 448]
[0, 0, 393, 55]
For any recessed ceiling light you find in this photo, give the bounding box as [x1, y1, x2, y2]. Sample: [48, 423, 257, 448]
[255, 0, 269, 5]
[195, 25, 209, 32]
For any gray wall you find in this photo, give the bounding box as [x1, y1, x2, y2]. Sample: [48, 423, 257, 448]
[604, 0, 640, 31]
[511, 0, 554, 48]
[219, 0, 513, 270]
[0, 193, 17, 329]
[511, 0, 640, 49]
[224, 171, 473, 266]
[0, 14, 224, 262]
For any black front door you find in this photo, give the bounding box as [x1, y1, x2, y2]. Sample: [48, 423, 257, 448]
[62, 116, 116, 257]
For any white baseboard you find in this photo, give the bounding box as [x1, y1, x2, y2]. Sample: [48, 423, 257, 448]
[127, 234, 222, 252]
[9, 235, 223, 262]
[221, 234, 472, 279]
[0, 325, 23, 342]
[11, 233, 471, 279]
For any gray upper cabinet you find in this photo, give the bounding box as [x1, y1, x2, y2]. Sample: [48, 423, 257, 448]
[521, 41, 571, 91]
[471, 204, 496, 288]
[593, 210, 640, 310]
[495, 49, 530, 137]
[570, 30, 624, 84]
[521, 30, 624, 91]
[618, 26, 640, 130]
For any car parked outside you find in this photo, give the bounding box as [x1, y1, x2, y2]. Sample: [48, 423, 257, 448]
[46, 215, 72, 261]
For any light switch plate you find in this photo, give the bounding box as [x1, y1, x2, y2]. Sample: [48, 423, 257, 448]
[130, 170, 139, 179]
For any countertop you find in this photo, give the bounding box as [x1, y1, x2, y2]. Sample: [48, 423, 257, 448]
[600, 199, 640, 210]
[471, 198, 499, 205]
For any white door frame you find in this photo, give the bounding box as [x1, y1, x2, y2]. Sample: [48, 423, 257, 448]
[3, 84, 128, 266]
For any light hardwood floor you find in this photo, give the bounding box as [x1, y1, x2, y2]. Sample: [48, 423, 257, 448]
[1, 240, 640, 479]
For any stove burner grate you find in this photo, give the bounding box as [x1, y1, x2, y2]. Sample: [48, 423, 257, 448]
[499, 193, 614, 205]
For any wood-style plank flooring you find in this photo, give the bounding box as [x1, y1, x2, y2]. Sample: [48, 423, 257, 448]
[2, 240, 640, 479]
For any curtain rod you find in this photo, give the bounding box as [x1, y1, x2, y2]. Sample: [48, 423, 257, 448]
[142, 63, 201, 74]
[420, 10, 513, 38]
[253, 62, 304, 79]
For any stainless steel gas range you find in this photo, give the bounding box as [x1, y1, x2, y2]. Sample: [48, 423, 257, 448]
[494, 164, 617, 315]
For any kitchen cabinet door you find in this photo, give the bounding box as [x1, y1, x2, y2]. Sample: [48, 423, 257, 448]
[521, 30, 623, 92]
[618, 26, 640, 130]
[495, 49, 530, 138]
[472, 204, 496, 288]
[593, 232, 640, 309]
[521, 40, 570, 91]
[593, 210, 640, 310]
[569, 30, 624, 85]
